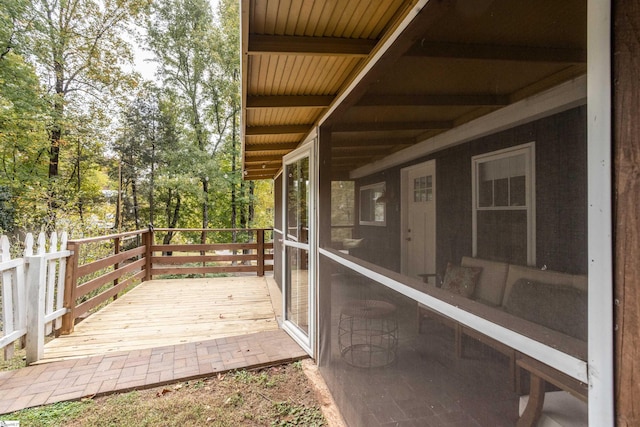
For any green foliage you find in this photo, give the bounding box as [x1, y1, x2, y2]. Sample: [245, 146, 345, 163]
[233, 369, 278, 388]
[0, 400, 94, 427]
[0, 0, 274, 235]
[271, 401, 326, 427]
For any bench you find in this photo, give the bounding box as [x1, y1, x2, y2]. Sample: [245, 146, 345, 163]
[417, 257, 588, 424]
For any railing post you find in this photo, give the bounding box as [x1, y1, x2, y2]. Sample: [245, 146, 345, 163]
[144, 229, 153, 281]
[257, 229, 265, 277]
[25, 234, 46, 365]
[61, 241, 79, 335]
[113, 236, 120, 300]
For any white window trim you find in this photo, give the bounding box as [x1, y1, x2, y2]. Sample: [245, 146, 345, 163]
[471, 142, 536, 266]
[358, 182, 387, 226]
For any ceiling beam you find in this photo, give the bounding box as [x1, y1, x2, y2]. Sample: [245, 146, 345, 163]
[246, 95, 334, 109]
[357, 94, 509, 107]
[244, 125, 310, 136]
[244, 154, 284, 162]
[245, 166, 281, 174]
[331, 137, 415, 147]
[407, 41, 586, 63]
[332, 121, 452, 132]
[248, 34, 376, 56]
[244, 142, 299, 152]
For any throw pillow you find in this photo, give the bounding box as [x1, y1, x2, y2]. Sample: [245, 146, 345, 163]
[441, 262, 482, 298]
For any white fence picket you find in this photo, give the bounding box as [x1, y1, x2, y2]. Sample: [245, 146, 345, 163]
[55, 232, 68, 330]
[45, 232, 57, 335]
[0, 235, 26, 358]
[0, 232, 71, 364]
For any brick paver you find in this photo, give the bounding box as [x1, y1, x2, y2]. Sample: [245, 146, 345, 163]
[0, 330, 307, 415]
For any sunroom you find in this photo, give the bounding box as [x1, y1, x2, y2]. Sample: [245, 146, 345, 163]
[241, 0, 613, 425]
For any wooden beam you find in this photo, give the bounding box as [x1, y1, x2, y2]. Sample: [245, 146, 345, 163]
[407, 41, 586, 63]
[243, 154, 283, 162]
[331, 137, 415, 147]
[248, 34, 376, 56]
[246, 95, 335, 109]
[614, 0, 640, 425]
[245, 125, 310, 136]
[331, 145, 397, 155]
[357, 94, 509, 107]
[244, 172, 278, 180]
[332, 121, 452, 132]
[244, 142, 299, 152]
[243, 166, 281, 174]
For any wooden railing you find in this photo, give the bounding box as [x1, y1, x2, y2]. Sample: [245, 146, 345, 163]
[60, 228, 273, 335]
[149, 228, 274, 278]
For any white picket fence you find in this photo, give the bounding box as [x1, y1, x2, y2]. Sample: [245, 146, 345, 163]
[0, 232, 71, 364]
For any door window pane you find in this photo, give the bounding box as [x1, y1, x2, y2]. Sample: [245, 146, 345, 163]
[286, 157, 309, 243]
[286, 246, 309, 334]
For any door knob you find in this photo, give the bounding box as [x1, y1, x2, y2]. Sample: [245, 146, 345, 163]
[406, 237, 411, 241]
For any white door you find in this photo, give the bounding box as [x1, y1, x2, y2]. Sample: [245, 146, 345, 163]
[282, 140, 315, 356]
[402, 161, 436, 283]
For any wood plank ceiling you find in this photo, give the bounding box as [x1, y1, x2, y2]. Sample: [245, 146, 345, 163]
[241, 0, 587, 180]
[241, 0, 412, 180]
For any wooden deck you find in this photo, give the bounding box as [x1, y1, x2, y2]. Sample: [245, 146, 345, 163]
[42, 276, 280, 362]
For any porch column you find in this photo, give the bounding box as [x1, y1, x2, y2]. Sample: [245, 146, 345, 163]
[613, 0, 640, 425]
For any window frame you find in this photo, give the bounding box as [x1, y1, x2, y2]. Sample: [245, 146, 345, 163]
[358, 182, 387, 226]
[471, 142, 536, 266]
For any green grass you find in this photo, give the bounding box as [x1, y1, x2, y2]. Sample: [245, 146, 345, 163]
[0, 363, 326, 427]
[0, 401, 94, 427]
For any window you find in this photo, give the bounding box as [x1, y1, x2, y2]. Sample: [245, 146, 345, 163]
[331, 181, 355, 242]
[472, 143, 535, 265]
[414, 175, 433, 202]
[359, 182, 386, 226]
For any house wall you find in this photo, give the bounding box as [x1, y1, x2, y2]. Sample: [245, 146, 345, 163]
[353, 106, 587, 276]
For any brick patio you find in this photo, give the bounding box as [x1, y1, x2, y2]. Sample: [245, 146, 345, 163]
[0, 330, 307, 415]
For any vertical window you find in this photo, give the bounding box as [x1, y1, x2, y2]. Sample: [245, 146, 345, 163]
[472, 143, 535, 265]
[359, 182, 386, 226]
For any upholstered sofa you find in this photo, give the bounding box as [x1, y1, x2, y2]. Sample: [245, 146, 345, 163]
[418, 256, 588, 391]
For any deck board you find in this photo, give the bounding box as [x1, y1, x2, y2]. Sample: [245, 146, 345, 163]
[42, 277, 279, 361]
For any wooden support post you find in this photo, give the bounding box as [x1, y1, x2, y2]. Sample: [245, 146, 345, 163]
[614, 1, 640, 424]
[25, 253, 46, 364]
[144, 230, 153, 281]
[113, 236, 120, 300]
[61, 241, 79, 335]
[516, 374, 545, 427]
[257, 229, 265, 277]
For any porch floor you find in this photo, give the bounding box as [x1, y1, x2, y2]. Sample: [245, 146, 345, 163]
[42, 276, 280, 362]
[0, 276, 308, 415]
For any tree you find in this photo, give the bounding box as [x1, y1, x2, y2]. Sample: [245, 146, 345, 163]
[0, 49, 50, 231]
[146, 0, 235, 243]
[0, 0, 33, 60]
[27, 0, 145, 226]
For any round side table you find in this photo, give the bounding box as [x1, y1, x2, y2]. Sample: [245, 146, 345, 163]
[338, 299, 398, 368]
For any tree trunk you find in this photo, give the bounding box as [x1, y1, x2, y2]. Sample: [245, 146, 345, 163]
[149, 142, 155, 225]
[132, 179, 139, 230]
[49, 60, 64, 178]
[162, 191, 181, 252]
